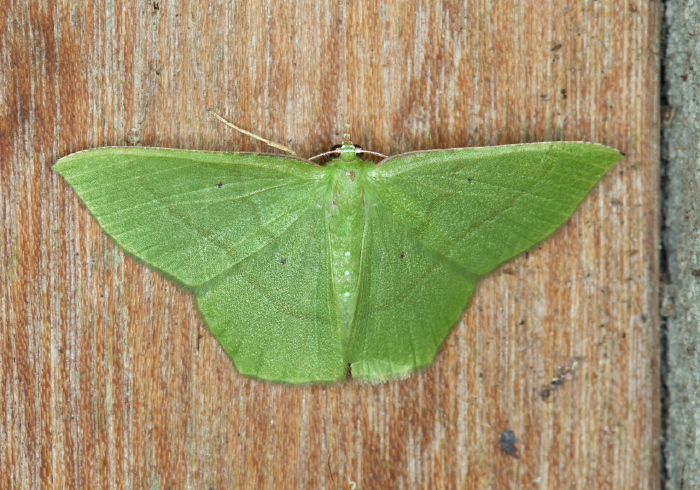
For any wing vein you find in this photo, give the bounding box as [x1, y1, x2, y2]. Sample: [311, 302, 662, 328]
[97, 180, 303, 218]
[375, 154, 564, 266]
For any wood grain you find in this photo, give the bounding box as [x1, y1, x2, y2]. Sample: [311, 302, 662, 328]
[0, 0, 661, 487]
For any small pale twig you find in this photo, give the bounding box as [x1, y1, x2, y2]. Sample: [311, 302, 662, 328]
[208, 110, 299, 157]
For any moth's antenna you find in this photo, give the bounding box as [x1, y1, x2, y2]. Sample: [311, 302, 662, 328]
[357, 149, 388, 158]
[309, 148, 388, 161]
[208, 110, 299, 157]
[308, 150, 338, 161]
[309, 131, 388, 161]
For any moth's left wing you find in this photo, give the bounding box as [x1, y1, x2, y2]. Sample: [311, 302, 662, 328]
[56, 147, 347, 383]
[54, 147, 323, 288]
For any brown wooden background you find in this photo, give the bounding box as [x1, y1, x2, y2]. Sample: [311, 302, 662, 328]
[1, 1, 661, 488]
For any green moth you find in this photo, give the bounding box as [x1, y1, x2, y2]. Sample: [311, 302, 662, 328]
[54, 126, 623, 384]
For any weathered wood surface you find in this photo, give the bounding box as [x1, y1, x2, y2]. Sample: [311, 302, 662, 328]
[0, 1, 660, 488]
[663, 0, 700, 487]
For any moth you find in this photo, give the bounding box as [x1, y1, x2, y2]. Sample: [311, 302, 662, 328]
[54, 115, 622, 383]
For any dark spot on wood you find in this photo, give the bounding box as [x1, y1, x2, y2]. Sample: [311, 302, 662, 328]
[681, 74, 689, 81]
[539, 357, 584, 400]
[153, 1, 159, 9]
[327, 455, 335, 486]
[280, 257, 287, 265]
[519, 319, 526, 326]
[551, 42, 562, 51]
[217, 182, 223, 188]
[692, 269, 700, 277]
[127, 128, 142, 146]
[499, 430, 519, 458]
[400, 251, 405, 259]
[540, 94, 548, 100]
[561, 88, 568, 99]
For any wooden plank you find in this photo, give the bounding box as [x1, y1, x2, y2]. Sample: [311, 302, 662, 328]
[0, 0, 660, 487]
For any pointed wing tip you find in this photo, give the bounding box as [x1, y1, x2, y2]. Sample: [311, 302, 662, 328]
[53, 147, 116, 172]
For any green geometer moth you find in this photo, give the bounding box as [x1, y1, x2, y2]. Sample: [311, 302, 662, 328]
[54, 113, 623, 384]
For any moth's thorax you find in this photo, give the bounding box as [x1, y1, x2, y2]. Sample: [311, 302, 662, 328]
[325, 154, 374, 340]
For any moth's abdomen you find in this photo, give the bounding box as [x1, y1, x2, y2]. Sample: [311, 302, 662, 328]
[325, 159, 373, 342]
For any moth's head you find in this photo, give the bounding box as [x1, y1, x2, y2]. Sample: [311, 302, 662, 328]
[309, 134, 386, 165]
[312, 137, 363, 165]
[338, 139, 360, 161]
